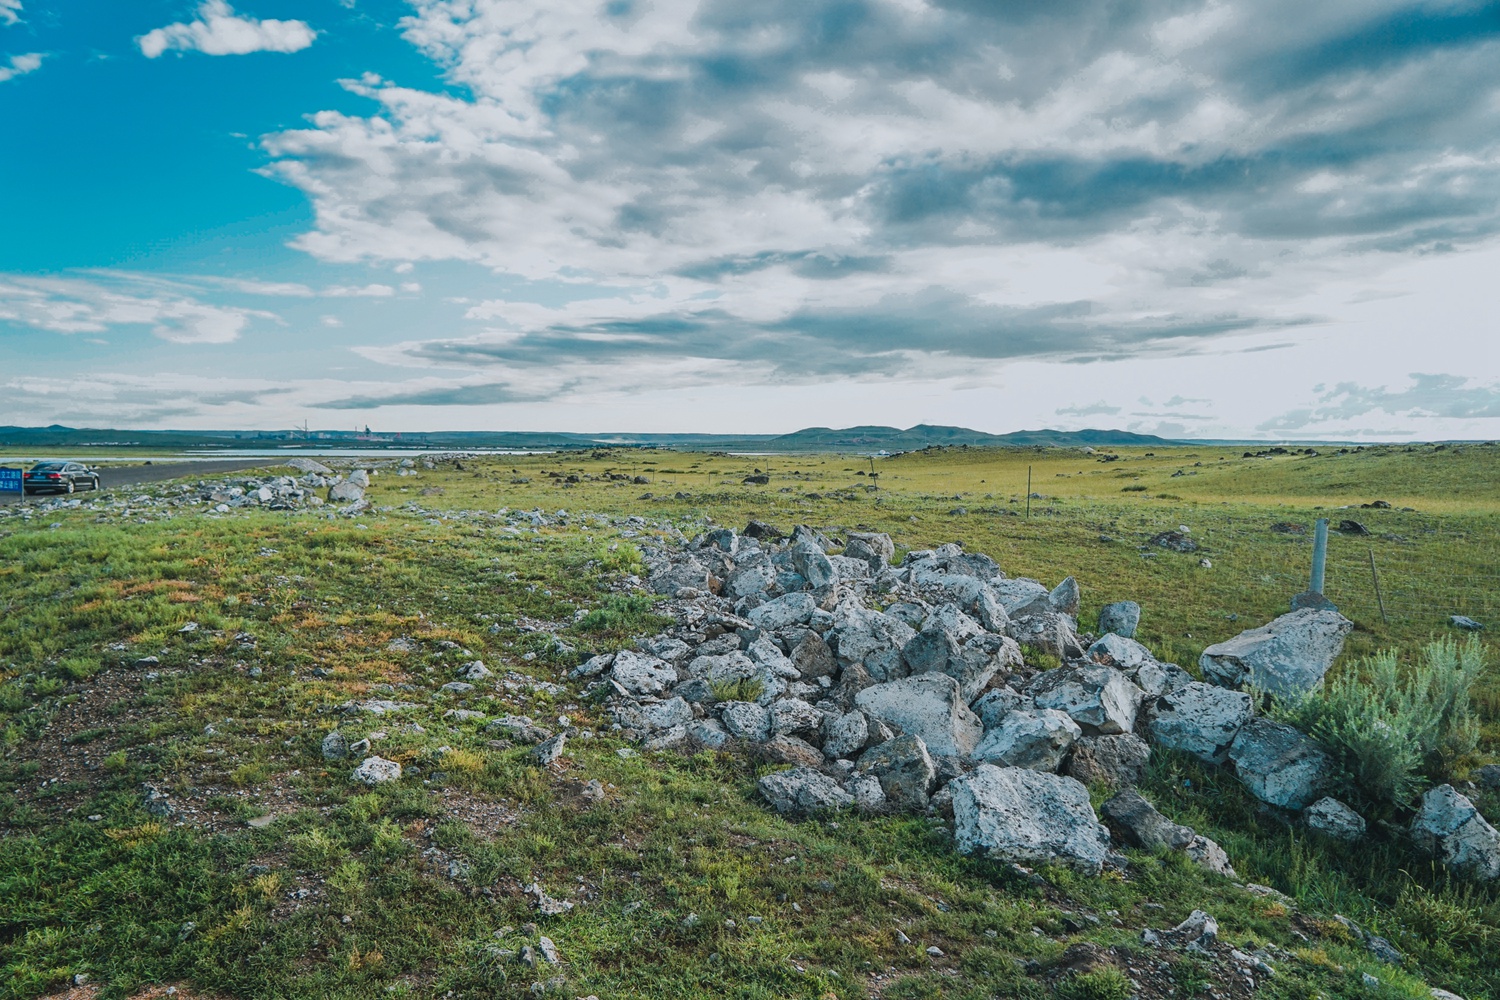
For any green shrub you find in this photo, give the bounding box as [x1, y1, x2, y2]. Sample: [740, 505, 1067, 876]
[595, 541, 645, 576]
[1055, 968, 1133, 1000]
[1273, 636, 1488, 810]
[575, 593, 664, 634]
[709, 677, 765, 703]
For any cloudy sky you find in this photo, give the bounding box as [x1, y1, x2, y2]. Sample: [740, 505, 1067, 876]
[2, 0, 1498, 439]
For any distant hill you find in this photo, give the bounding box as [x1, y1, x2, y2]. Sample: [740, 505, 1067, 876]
[0, 423, 1176, 453]
[759, 424, 1175, 450]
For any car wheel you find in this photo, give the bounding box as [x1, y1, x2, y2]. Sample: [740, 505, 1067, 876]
[66, 479, 75, 494]
[92, 477, 101, 491]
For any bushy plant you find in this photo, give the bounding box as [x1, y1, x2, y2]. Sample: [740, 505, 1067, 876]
[1273, 637, 1488, 811]
[709, 676, 765, 703]
[1055, 968, 1133, 1000]
[575, 592, 664, 634]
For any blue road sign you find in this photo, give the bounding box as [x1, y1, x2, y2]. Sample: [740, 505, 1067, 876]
[0, 468, 21, 493]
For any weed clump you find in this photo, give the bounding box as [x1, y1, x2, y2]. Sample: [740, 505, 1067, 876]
[575, 593, 665, 635]
[1273, 636, 1488, 811]
[1055, 967, 1133, 1000]
[709, 677, 765, 703]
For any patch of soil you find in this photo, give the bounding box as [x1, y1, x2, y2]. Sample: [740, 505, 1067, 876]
[41, 985, 227, 1000]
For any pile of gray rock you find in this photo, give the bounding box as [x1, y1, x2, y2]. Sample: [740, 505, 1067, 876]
[580, 519, 1496, 883]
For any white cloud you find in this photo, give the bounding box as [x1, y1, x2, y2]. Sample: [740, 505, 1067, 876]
[0, 0, 22, 27]
[322, 283, 395, 297]
[254, 0, 1500, 397]
[138, 1, 316, 59]
[0, 273, 274, 344]
[0, 51, 42, 83]
[208, 277, 316, 297]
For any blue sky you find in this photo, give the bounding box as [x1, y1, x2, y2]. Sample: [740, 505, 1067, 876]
[1, 0, 1498, 438]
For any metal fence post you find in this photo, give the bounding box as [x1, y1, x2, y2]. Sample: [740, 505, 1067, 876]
[1310, 517, 1329, 595]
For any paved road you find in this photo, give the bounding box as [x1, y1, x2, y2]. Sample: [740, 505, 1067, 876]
[1, 459, 288, 504]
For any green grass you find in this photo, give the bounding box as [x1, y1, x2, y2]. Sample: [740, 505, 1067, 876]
[0, 443, 1496, 999]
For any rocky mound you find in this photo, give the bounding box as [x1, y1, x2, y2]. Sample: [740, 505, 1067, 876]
[577, 521, 1497, 885]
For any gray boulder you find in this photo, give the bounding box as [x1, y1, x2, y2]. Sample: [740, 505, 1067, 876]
[1065, 734, 1151, 789]
[1049, 576, 1080, 615]
[1028, 665, 1144, 735]
[1098, 601, 1141, 638]
[1101, 789, 1193, 850]
[846, 772, 887, 812]
[1228, 718, 1333, 810]
[822, 710, 871, 759]
[1304, 797, 1366, 841]
[789, 632, 837, 679]
[646, 637, 693, 664]
[771, 698, 825, 743]
[1007, 610, 1085, 659]
[829, 555, 872, 581]
[746, 636, 800, 679]
[638, 697, 693, 732]
[689, 650, 783, 705]
[900, 626, 960, 680]
[857, 733, 937, 811]
[762, 735, 826, 768]
[485, 716, 553, 744]
[921, 601, 985, 643]
[972, 686, 1033, 730]
[991, 578, 1052, 617]
[746, 592, 818, 630]
[610, 650, 678, 697]
[287, 457, 334, 476]
[1185, 835, 1237, 877]
[532, 731, 568, 766]
[328, 482, 365, 503]
[790, 524, 833, 551]
[789, 540, 838, 589]
[855, 673, 983, 759]
[1199, 608, 1353, 698]
[1148, 681, 1253, 763]
[759, 767, 854, 816]
[720, 701, 772, 742]
[671, 678, 717, 704]
[902, 623, 1016, 703]
[1087, 633, 1156, 671]
[1129, 658, 1195, 699]
[348, 469, 371, 488]
[687, 719, 731, 749]
[352, 756, 402, 785]
[726, 556, 778, 599]
[844, 531, 895, 570]
[321, 730, 349, 761]
[971, 709, 1081, 771]
[1102, 790, 1235, 876]
[883, 602, 930, 629]
[950, 766, 1113, 874]
[644, 724, 689, 751]
[649, 555, 711, 596]
[830, 601, 917, 682]
[1410, 784, 1500, 881]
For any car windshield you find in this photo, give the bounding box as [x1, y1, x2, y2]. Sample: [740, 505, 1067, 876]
[31, 463, 65, 471]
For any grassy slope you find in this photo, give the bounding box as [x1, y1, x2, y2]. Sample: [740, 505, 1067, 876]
[0, 443, 1495, 1000]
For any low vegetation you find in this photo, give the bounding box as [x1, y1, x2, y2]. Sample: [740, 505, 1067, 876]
[1273, 637, 1487, 814]
[0, 442, 1495, 999]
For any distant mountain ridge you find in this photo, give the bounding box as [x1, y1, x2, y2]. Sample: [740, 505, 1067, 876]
[0, 423, 1175, 452]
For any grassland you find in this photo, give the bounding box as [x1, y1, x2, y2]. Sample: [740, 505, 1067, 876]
[0, 442, 1496, 1000]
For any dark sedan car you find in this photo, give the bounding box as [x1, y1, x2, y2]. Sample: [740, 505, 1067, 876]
[23, 461, 101, 495]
